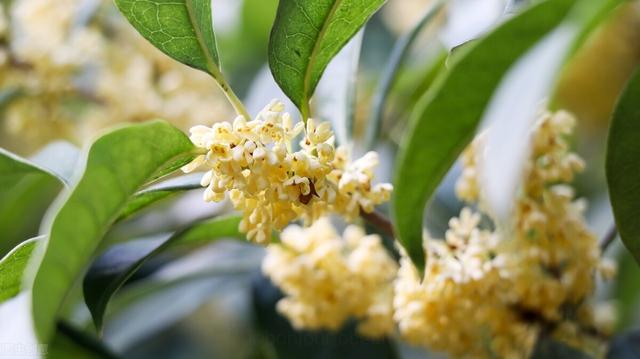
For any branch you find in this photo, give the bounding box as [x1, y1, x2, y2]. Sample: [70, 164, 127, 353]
[600, 224, 617, 253]
[360, 209, 395, 238]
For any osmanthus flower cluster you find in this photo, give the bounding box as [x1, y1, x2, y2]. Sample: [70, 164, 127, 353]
[262, 218, 398, 338]
[182, 100, 392, 243]
[394, 110, 615, 358]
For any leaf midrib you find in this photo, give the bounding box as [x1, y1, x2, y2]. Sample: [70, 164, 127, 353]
[184, 0, 220, 77]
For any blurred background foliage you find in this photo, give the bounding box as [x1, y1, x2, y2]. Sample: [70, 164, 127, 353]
[1, 0, 640, 357]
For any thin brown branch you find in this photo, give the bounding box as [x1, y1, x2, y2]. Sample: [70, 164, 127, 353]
[360, 209, 395, 238]
[600, 224, 617, 253]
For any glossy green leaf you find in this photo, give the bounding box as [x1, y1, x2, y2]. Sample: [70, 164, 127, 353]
[393, 0, 575, 271]
[113, 0, 249, 118]
[84, 215, 242, 330]
[0, 237, 41, 303]
[30, 120, 196, 341]
[268, 0, 385, 120]
[607, 68, 640, 265]
[114, 0, 219, 74]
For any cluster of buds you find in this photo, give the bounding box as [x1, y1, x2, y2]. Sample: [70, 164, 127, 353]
[182, 100, 392, 243]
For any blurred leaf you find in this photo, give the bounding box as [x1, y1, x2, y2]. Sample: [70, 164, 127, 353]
[268, 0, 385, 120]
[0, 88, 23, 112]
[531, 334, 590, 359]
[607, 330, 640, 359]
[31, 120, 196, 342]
[0, 237, 41, 303]
[613, 249, 640, 330]
[84, 215, 242, 330]
[103, 268, 253, 351]
[117, 173, 202, 221]
[49, 322, 119, 359]
[480, 0, 623, 221]
[365, 0, 446, 150]
[252, 273, 398, 359]
[114, 0, 219, 74]
[392, 0, 576, 271]
[607, 68, 640, 265]
[314, 30, 364, 146]
[0, 144, 78, 254]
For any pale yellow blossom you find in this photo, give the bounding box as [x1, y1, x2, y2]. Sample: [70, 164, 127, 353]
[182, 100, 393, 243]
[262, 218, 397, 337]
[395, 110, 614, 358]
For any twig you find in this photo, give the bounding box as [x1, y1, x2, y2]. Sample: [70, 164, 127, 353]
[600, 224, 617, 253]
[361, 210, 395, 238]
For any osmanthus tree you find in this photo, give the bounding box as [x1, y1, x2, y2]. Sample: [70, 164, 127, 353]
[0, 0, 639, 357]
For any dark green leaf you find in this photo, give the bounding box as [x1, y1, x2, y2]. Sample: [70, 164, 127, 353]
[0, 237, 41, 303]
[84, 215, 242, 330]
[30, 120, 196, 341]
[268, 0, 385, 119]
[49, 322, 119, 359]
[607, 68, 640, 265]
[392, 0, 575, 271]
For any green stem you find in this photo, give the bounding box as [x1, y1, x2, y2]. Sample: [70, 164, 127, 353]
[210, 67, 251, 119]
[301, 101, 310, 125]
[184, 0, 250, 120]
[364, 0, 447, 150]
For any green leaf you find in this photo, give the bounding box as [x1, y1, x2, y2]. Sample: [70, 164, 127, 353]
[268, 0, 385, 120]
[0, 144, 77, 255]
[113, 0, 250, 118]
[30, 120, 196, 341]
[612, 249, 640, 330]
[392, 0, 576, 271]
[0, 237, 41, 303]
[83, 215, 242, 330]
[49, 322, 119, 359]
[114, 0, 219, 74]
[607, 68, 640, 265]
[118, 173, 202, 221]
